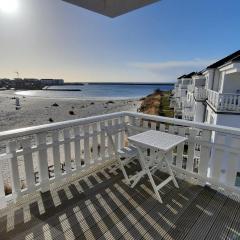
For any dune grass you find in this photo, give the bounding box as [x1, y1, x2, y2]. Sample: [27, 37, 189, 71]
[138, 90, 174, 117]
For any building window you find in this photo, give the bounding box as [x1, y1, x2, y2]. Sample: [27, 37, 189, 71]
[235, 172, 240, 187]
[205, 110, 208, 122]
[210, 116, 214, 124]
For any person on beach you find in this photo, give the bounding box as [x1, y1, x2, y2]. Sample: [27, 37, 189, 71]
[15, 97, 21, 110]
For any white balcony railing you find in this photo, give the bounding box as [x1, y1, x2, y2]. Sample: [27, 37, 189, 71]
[170, 98, 176, 108]
[182, 108, 194, 121]
[207, 90, 240, 112]
[194, 87, 208, 101]
[183, 100, 192, 108]
[0, 112, 240, 209]
[174, 88, 187, 98]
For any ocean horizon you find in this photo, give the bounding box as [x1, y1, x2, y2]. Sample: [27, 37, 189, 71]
[16, 83, 174, 100]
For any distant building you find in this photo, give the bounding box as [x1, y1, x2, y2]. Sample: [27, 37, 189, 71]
[40, 79, 64, 86]
[0, 78, 11, 88]
[0, 78, 64, 89]
[204, 50, 240, 128]
[170, 50, 240, 128]
[12, 78, 42, 90]
[170, 50, 240, 179]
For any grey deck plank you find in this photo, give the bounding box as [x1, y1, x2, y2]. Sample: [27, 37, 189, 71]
[119, 183, 202, 240]
[0, 162, 240, 240]
[184, 191, 227, 240]
[3, 167, 123, 239]
[204, 197, 240, 240]
[98, 173, 190, 240]
[226, 201, 240, 240]
[90, 170, 176, 240]
[136, 184, 203, 240]
[145, 186, 216, 240]
[10, 164, 141, 240]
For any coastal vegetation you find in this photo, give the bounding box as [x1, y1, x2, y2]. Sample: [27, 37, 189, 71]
[138, 89, 174, 117]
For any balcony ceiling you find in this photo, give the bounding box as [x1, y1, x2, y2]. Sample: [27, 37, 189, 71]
[62, 0, 161, 17]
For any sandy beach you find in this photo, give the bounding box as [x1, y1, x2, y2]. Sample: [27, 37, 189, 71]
[0, 90, 141, 132]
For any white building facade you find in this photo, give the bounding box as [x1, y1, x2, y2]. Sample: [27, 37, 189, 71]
[171, 50, 240, 128]
[204, 55, 240, 128]
[171, 73, 194, 119]
[170, 51, 240, 186]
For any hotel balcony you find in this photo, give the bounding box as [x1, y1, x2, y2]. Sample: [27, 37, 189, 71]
[169, 98, 175, 108]
[170, 97, 182, 109]
[182, 108, 194, 121]
[194, 87, 208, 101]
[174, 109, 183, 119]
[207, 90, 240, 112]
[0, 112, 240, 239]
[183, 100, 192, 108]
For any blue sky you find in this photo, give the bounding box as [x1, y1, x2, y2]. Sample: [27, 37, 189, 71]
[0, 0, 240, 82]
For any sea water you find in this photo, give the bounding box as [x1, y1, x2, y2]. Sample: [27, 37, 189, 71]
[16, 83, 173, 100]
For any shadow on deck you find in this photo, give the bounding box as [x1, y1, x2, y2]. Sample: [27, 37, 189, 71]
[0, 161, 240, 240]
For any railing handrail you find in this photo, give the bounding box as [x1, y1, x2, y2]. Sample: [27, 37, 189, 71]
[2, 111, 240, 141]
[0, 112, 125, 141]
[195, 86, 206, 91]
[208, 89, 240, 97]
[124, 112, 240, 136]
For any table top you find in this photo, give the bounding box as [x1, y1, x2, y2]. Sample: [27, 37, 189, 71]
[128, 130, 187, 152]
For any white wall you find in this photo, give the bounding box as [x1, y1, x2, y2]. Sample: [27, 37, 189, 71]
[215, 114, 240, 129]
[205, 105, 240, 128]
[221, 72, 240, 93]
[207, 110, 240, 185]
[182, 79, 191, 85]
[212, 70, 221, 92]
[193, 101, 205, 122]
[204, 69, 214, 90]
[194, 78, 206, 87]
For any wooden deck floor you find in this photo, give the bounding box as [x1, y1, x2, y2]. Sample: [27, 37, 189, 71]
[0, 161, 240, 240]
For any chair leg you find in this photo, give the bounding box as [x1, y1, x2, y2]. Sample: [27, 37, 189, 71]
[164, 154, 179, 188]
[118, 160, 131, 185]
[130, 170, 145, 188]
[109, 164, 118, 173]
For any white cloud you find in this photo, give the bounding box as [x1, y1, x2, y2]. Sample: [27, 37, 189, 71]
[129, 59, 216, 82]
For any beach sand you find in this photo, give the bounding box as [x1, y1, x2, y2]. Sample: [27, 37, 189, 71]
[0, 90, 141, 132]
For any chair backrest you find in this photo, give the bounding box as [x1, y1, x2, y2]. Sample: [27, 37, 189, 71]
[104, 124, 126, 153]
[104, 123, 146, 152]
[126, 124, 146, 137]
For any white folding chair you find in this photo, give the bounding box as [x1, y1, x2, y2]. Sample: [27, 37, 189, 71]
[105, 125, 139, 185]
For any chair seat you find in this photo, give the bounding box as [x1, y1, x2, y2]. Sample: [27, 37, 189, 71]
[117, 146, 138, 159]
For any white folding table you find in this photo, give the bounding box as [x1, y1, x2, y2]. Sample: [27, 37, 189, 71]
[128, 130, 187, 203]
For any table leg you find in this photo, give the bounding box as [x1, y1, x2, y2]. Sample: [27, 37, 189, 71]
[132, 147, 178, 203]
[136, 146, 163, 203]
[165, 151, 179, 188]
[152, 151, 164, 175]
